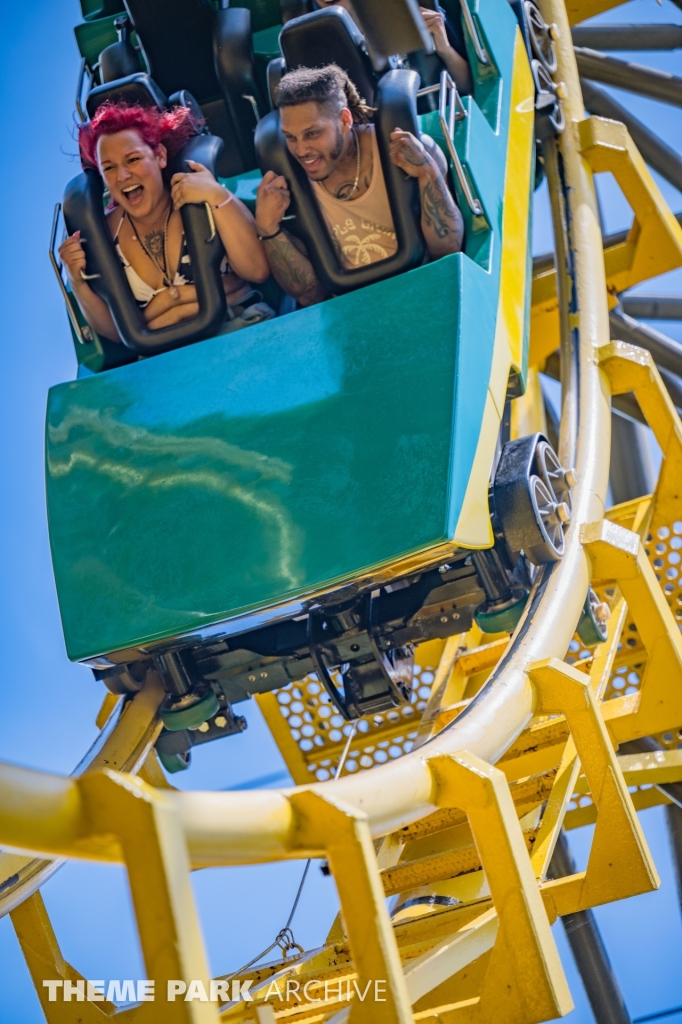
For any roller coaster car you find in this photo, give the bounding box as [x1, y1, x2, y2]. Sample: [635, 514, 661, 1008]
[48, 0, 571, 768]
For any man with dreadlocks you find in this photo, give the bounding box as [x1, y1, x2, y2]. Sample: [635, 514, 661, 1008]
[255, 64, 463, 306]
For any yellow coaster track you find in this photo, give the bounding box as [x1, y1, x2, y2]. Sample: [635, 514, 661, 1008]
[3, 0, 682, 1021]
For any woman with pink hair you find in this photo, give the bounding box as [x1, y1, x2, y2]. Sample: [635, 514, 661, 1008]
[59, 102, 271, 342]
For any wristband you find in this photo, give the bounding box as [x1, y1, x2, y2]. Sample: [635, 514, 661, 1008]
[257, 226, 283, 241]
[213, 188, 234, 209]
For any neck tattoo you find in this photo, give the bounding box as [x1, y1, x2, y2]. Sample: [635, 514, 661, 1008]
[321, 126, 361, 202]
[127, 202, 180, 300]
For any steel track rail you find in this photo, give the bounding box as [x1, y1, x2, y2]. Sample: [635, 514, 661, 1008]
[0, 0, 611, 893]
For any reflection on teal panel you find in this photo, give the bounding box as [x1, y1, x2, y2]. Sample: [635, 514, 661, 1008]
[47, 258, 470, 661]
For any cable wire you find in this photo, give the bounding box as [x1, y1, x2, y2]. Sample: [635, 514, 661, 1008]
[226, 719, 359, 979]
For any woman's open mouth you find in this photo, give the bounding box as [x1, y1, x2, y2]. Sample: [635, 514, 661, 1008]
[121, 183, 144, 206]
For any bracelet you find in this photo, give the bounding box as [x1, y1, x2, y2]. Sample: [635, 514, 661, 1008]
[213, 188, 234, 209]
[257, 226, 283, 241]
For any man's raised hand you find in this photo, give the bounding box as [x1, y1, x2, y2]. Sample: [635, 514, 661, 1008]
[256, 171, 291, 237]
[389, 128, 438, 182]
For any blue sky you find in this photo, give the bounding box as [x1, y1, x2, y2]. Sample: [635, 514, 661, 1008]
[0, 1, 681, 1020]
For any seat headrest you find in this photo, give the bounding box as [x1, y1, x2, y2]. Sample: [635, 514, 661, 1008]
[86, 73, 168, 119]
[255, 68, 425, 295]
[279, 7, 380, 105]
[168, 89, 206, 128]
[99, 39, 141, 85]
[123, 0, 220, 102]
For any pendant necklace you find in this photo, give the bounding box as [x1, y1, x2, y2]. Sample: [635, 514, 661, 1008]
[321, 126, 361, 201]
[128, 203, 180, 300]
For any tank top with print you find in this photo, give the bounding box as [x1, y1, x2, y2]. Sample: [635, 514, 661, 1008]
[313, 126, 398, 269]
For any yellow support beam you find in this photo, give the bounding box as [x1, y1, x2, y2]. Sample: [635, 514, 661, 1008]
[0, 672, 166, 916]
[565, 783, 673, 830]
[580, 117, 682, 295]
[529, 591, 628, 879]
[599, 341, 682, 534]
[255, 691, 311, 786]
[424, 753, 573, 1024]
[582, 519, 682, 742]
[620, 748, 682, 786]
[11, 893, 120, 1024]
[403, 908, 499, 1012]
[565, 0, 628, 27]
[288, 790, 413, 1024]
[530, 119, 682, 367]
[529, 659, 659, 918]
[11, 769, 216, 1024]
[393, 768, 559, 844]
[380, 826, 540, 897]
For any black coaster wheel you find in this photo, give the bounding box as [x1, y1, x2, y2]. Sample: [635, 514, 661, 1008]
[536, 439, 572, 516]
[525, 0, 557, 74]
[532, 60, 565, 135]
[493, 433, 573, 566]
[528, 473, 566, 564]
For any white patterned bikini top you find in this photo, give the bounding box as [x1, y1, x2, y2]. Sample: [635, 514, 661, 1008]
[112, 212, 192, 307]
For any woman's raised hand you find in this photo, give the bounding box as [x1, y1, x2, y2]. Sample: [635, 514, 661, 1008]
[420, 7, 450, 54]
[58, 230, 88, 286]
[170, 159, 227, 209]
[419, 5, 473, 94]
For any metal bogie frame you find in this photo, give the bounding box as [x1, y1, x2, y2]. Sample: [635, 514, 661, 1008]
[5, 0, 682, 1020]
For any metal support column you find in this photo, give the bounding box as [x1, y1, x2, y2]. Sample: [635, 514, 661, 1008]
[620, 737, 682, 922]
[666, 805, 682, 919]
[610, 410, 655, 506]
[621, 295, 682, 320]
[550, 832, 633, 1024]
[575, 48, 682, 108]
[572, 24, 682, 51]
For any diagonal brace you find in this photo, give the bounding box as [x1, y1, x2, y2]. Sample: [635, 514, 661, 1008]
[288, 790, 413, 1024]
[427, 753, 572, 1024]
[530, 659, 659, 918]
[581, 518, 682, 742]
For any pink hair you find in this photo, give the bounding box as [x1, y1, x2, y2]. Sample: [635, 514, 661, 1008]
[78, 102, 200, 170]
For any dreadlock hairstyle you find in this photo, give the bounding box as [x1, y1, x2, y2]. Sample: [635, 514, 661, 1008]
[78, 101, 201, 171]
[275, 64, 375, 125]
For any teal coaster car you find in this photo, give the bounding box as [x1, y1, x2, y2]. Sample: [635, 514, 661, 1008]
[47, 0, 569, 764]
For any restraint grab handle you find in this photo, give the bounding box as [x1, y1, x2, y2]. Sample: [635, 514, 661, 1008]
[461, 0, 490, 65]
[48, 203, 93, 345]
[438, 71, 485, 221]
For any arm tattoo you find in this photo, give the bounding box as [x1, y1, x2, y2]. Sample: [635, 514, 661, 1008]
[401, 148, 429, 168]
[420, 174, 464, 254]
[264, 231, 325, 306]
